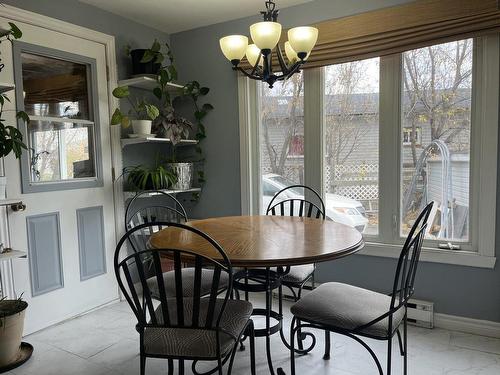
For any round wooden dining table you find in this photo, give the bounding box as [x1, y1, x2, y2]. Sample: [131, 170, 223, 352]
[149, 215, 364, 375]
[149, 215, 364, 267]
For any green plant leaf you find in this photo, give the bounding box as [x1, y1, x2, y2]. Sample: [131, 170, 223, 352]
[16, 111, 30, 123]
[168, 65, 177, 81]
[202, 103, 214, 111]
[159, 69, 169, 85]
[153, 87, 162, 100]
[110, 108, 123, 125]
[112, 86, 130, 98]
[145, 104, 160, 120]
[8, 23, 22, 39]
[154, 52, 165, 65]
[151, 39, 161, 52]
[140, 49, 155, 63]
[199, 87, 210, 95]
[121, 116, 130, 128]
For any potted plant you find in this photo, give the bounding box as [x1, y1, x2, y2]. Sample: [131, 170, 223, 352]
[0, 297, 28, 367]
[111, 86, 159, 135]
[140, 41, 213, 193]
[125, 44, 161, 77]
[125, 157, 177, 192]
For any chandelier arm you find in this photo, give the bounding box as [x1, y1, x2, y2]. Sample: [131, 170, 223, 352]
[273, 61, 303, 80]
[276, 44, 289, 74]
[234, 66, 263, 80]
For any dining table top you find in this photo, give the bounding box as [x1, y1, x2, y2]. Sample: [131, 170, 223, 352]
[149, 215, 364, 267]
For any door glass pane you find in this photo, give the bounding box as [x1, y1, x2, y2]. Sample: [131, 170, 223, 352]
[20, 52, 97, 183]
[21, 53, 90, 119]
[324, 58, 380, 235]
[30, 121, 95, 182]
[259, 73, 304, 214]
[401, 39, 473, 242]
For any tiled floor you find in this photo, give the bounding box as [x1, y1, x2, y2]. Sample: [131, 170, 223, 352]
[7, 297, 500, 375]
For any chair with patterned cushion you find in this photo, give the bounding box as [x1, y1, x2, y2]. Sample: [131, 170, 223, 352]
[124, 191, 228, 299]
[281, 202, 433, 375]
[115, 222, 256, 375]
[266, 184, 326, 300]
[125, 190, 188, 229]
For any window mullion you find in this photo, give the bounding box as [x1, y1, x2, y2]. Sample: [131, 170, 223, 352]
[379, 54, 402, 244]
[303, 67, 324, 196]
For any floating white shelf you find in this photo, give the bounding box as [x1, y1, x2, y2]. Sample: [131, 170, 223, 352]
[0, 83, 15, 94]
[121, 137, 198, 148]
[124, 187, 201, 200]
[0, 198, 22, 207]
[118, 76, 184, 92]
[0, 250, 27, 261]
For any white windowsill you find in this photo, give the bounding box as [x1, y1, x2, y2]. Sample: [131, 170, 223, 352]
[358, 241, 496, 269]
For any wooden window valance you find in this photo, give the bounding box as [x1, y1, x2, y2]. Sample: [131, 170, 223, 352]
[242, 0, 500, 70]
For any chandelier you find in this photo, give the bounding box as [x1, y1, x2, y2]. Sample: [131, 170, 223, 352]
[219, 0, 318, 88]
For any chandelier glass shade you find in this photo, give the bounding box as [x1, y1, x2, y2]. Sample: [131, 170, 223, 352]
[219, 0, 318, 88]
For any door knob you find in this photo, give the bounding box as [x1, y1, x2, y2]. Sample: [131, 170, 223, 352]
[10, 203, 26, 212]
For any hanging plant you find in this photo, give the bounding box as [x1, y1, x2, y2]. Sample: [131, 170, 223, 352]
[0, 22, 29, 159]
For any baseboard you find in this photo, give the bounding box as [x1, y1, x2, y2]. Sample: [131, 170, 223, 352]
[434, 313, 500, 338]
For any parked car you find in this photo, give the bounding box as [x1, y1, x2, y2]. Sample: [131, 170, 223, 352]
[262, 173, 369, 232]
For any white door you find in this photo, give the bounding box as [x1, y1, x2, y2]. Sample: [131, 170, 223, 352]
[0, 17, 119, 334]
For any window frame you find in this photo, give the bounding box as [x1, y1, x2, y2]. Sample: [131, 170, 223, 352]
[239, 34, 498, 269]
[13, 41, 103, 193]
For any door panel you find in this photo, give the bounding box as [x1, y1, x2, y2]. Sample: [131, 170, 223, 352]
[0, 16, 118, 334]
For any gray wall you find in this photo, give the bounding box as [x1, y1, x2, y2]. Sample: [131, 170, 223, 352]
[2, 0, 170, 80]
[171, 0, 500, 322]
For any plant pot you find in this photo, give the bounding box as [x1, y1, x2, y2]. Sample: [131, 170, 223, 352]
[0, 176, 6, 199]
[131, 120, 152, 135]
[167, 162, 193, 190]
[0, 300, 28, 367]
[130, 49, 161, 76]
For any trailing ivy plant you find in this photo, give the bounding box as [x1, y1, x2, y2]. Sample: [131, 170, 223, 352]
[139, 40, 214, 200]
[0, 22, 29, 159]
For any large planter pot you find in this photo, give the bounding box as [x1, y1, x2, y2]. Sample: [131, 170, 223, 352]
[167, 162, 193, 190]
[0, 300, 28, 367]
[131, 120, 152, 135]
[130, 49, 161, 76]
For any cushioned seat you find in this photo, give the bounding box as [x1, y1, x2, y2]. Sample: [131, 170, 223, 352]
[290, 282, 405, 338]
[144, 298, 253, 358]
[143, 268, 229, 298]
[281, 264, 314, 283]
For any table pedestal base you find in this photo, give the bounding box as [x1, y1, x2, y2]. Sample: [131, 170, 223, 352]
[233, 269, 316, 375]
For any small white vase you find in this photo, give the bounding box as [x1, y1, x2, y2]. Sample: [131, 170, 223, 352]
[131, 120, 152, 135]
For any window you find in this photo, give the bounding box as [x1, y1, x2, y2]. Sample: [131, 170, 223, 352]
[14, 43, 102, 193]
[324, 58, 379, 235]
[401, 40, 473, 243]
[240, 35, 498, 267]
[258, 73, 304, 213]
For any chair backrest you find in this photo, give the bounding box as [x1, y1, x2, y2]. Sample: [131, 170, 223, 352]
[114, 222, 232, 332]
[266, 184, 326, 219]
[390, 201, 434, 311]
[125, 190, 188, 231]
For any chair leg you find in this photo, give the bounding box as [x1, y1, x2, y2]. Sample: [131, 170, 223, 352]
[323, 330, 331, 360]
[387, 336, 392, 375]
[167, 359, 174, 375]
[290, 318, 298, 375]
[404, 314, 408, 375]
[179, 359, 184, 375]
[140, 355, 146, 375]
[249, 321, 256, 375]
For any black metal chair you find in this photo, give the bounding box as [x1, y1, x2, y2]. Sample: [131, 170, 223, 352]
[115, 222, 256, 375]
[266, 184, 326, 300]
[282, 202, 434, 375]
[124, 191, 228, 300]
[125, 190, 188, 230]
